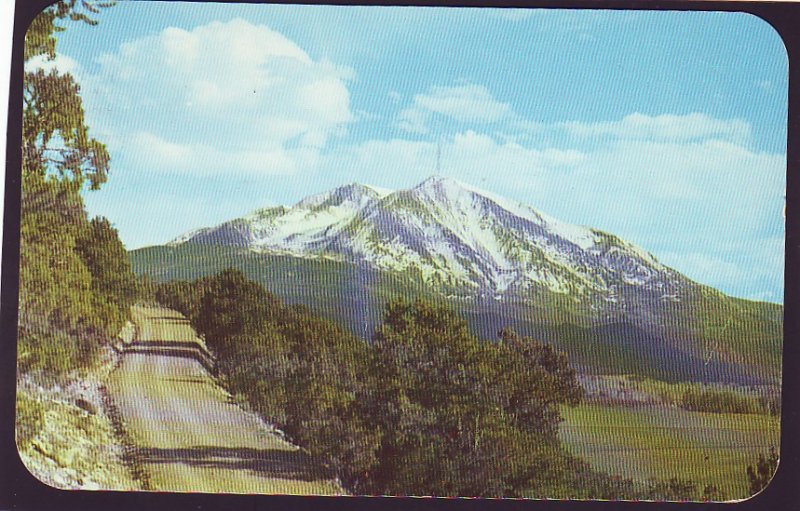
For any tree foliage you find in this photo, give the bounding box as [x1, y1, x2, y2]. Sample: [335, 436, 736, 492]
[746, 447, 778, 496]
[18, 0, 131, 376]
[364, 299, 584, 496]
[25, 0, 115, 61]
[75, 217, 138, 326]
[681, 387, 760, 415]
[23, 1, 113, 190]
[155, 272, 736, 499]
[156, 273, 589, 497]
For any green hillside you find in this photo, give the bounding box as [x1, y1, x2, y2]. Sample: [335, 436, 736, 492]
[130, 243, 782, 384]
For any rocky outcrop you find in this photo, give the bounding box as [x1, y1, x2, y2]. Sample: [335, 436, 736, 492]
[15, 322, 142, 491]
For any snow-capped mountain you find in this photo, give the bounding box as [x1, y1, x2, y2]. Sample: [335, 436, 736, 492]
[172, 176, 687, 303]
[142, 175, 782, 385]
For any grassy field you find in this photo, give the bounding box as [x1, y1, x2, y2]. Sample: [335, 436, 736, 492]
[559, 403, 780, 500]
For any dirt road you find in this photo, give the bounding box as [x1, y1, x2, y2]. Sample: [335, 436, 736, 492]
[106, 305, 344, 494]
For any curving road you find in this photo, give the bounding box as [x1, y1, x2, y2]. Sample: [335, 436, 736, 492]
[106, 305, 344, 494]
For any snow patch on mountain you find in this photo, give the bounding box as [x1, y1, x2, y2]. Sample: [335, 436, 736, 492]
[172, 176, 682, 299]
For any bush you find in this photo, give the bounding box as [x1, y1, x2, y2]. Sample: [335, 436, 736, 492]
[747, 447, 778, 495]
[645, 477, 698, 501]
[702, 484, 728, 502]
[758, 395, 781, 417]
[681, 388, 759, 414]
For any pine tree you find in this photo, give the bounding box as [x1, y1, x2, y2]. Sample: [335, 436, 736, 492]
[19, 0, 129, 375]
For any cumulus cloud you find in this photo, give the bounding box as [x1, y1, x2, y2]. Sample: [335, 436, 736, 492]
[560, 113, 752, 145]
[321, 130, 585, 196]
[407, 131, 585, 195]
[396, 83, 512, 133]
[396, 107, 431, 135]
[660, 235, 785, 303]
[83, 18, 353, 175]
[320, 122, 784, 300]
[76, 24, 783, 299]
[128, 131, 315, 176]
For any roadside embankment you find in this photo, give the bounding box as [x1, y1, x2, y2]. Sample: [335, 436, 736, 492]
[15, 321, 142, 490]
[105, 305, 344, 494]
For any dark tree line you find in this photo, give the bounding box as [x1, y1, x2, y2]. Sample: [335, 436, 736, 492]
[155, 270, 734, 499]
[18, 0, 136, 376]
[157, 270, 589, 496]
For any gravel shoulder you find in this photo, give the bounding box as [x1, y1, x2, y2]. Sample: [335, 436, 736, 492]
[106, 305, 344, 495]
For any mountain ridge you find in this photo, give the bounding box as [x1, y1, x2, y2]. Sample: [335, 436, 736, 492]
[149, 176, 782, 384]
[130, 243, 782, 385]
[172, 176, 684, 303]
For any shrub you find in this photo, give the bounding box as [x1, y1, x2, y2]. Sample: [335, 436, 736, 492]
[702, 484, 728, 502]
[159, 274, 587, 497]
[747, 447, 778, 495]
[645, 477, 698, 501]
[681, 388, 759, 414]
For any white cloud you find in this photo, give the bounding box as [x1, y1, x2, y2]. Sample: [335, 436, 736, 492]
[131, 132, 193, 167]
[320, 122, 784, 300]
[660, 235, 785, 303]
[418, 84, 512, 122]
[396, 107, 431, 135]
[396, 83, 512, 133]
[25, 53, 79, 76]
[84, 18, 353, 176]
[560, 113, 752, 145]
[128, 131, 315, 176]
[78, 19, 783, 300]
[321, 130, 584, 196]
[758, 80, 774, 93]
[659, 252, 745, 287]
[449, 130, 584, 172]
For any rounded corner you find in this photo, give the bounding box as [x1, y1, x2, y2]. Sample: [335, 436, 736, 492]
[23, 1, 60, 33]
[13, 436, 71, 493]
[734, 10, 790, 67]
[735, 449, 781, 504]
[21, 0, 63, 55]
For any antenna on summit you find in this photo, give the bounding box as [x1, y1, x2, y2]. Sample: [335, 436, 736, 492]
[436, 135, 442, 175]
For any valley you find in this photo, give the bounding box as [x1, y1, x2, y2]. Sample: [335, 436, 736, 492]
[126, 176, 783, 499]
[559, 403, 779, 499]
[131, 242, 782, 385]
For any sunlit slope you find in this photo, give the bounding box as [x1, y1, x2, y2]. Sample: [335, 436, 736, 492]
[106, 305, 344, 494]
[172, 177, 686, 298]
[130, 244, 781, 384]
[152, 176, 782, 384]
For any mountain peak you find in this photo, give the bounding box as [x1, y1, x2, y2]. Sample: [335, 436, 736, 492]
[415, 175, 466, 189]
[174, 176, 673, 298]
[296, 182, 384, 209]
[409, 175, 483, 206]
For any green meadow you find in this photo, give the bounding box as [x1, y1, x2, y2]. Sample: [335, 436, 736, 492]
[559, 403, 780, 500]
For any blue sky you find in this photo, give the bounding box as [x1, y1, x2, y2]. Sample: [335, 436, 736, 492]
[35, 2, 788, 302]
